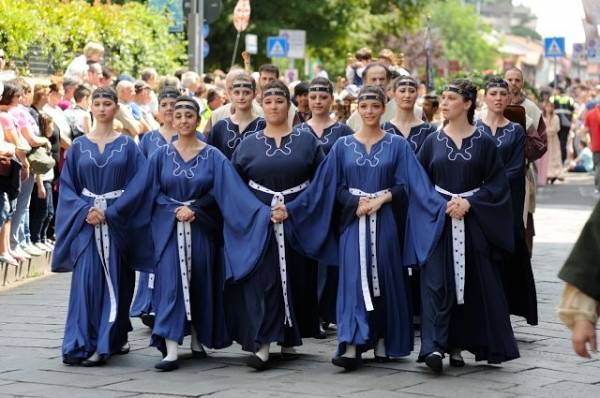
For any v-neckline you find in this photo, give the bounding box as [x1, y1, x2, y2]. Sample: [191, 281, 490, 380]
[229, 116, 258, 135]
[352, 133, 387, 155]
[441, 128, 476, 151]
[481, 120, 510, 137]
[172, 143, 207, 163]
[86, 134, 123, 155]
[306, 121, 336, 139]
[264, 131, 294, 149]
[389, 121, 423, 139]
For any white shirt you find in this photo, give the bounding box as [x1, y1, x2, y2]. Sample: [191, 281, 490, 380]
[64, 55, 88, 82]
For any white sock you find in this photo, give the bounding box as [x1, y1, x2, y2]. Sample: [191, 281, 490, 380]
[342, 344, 356, 358]
[87, 352, 100, 362]
[190, 327, 204, 353]
[164, 339, 178, 362]
[375, 338, 386, 357]
[121, 342, 130, 351]
[255, 343, 270, 362]
[281, 346, 297, 354]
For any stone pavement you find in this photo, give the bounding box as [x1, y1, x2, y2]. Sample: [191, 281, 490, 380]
[0, 174, 598, 398]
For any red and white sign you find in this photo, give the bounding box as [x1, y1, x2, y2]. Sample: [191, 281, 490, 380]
[233, 0, 251, 33]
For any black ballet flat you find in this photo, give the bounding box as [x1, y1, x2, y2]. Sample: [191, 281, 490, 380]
[155, 359, 179, 372]
[140, 313, 155, 329]
[280, 351, 300, 360]
[247, 354, 270, 371]
[425, 352, 443, 373]
[374, 355, 390, 363]
[81, 358, 106, 367]
[450, 357, 465, 367]
[331, 356, 361, 371]
[314, 330, 327, 339]
[62, 357, 82, 366]
[116, 343, 130, 355]
[191, 349, 207, 359]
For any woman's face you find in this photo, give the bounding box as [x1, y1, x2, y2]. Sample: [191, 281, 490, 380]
[484, 87, 509, 114]
[20, 88, 33, 106]
[231, 86, 254, 111]
[308, 91, 332, 117]
[262, 95, 289, 126]
[158, 98, 176, 124]
[173, 104, 199, 136]
[91, 98, 118, 123]
[440, 91, 470, 122]
[358, 99, 385, 127]
[394, 85, 418, 111]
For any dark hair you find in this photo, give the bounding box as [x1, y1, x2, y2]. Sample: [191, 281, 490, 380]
[91, 86, 118, 103]
[203, 73, 215, 84]
[231, 72, 257, 92]
[309, 77, 334, 95]
[74, 85, 91, 103]
[393, 75, 418, 91]
[447, 78, 478, 125]
[424, 93, 439, 108]
[363, 63, 392, 83]
[140, 68, 157, 82]
[206, 89, 220, 104]
[357, 85, 386, 105]
[262, 79, 290, 103]
[38, 112, 54, 138]
[293, 81, 309, 97]
[158, 87, 181, 103]
[174, 95, 200, 118]
[174, 68, 187, 82]
[101, 66, 113, 80]
[259, 64, 279, 78]
[484, 76, 509, 93]
[0, 81, 22, 105]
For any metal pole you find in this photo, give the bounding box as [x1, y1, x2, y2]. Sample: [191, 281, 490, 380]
[231, 32, 241, 70]
[554, 56, 558, 88]
[188, 1, 197, 71]
[199, 0, 204, 75]
[425, 15, 434, 92]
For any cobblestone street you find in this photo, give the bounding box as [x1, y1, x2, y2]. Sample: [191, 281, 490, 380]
[0, 175, 598, 398]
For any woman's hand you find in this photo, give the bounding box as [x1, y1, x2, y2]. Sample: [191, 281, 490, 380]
[446, 198, 470, 220]
[86, 207, 105, 225]
[37, 183, 46, 200]
[175, 206, 196, 223]
[572, 319, 597, 358]
[356, 197, 369, 217]
[271, 204, 288, 224]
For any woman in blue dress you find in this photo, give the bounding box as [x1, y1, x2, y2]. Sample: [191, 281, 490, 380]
[208, 73, 265, 160]
[417, 79, 519, 372]
[293, 77, 353, 332]
[227, 80, 326, 370]
[475, 77, 537, 325]
[53, 87, 144, 366]
[130, 87, 181, 328]
[284, 85, 446, 371]
[107, 96, 272, 371]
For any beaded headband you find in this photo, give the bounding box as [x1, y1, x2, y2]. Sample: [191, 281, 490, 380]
[395, 79, 417, 88]
[308, 85, 332, 94]
[158, 90, 180, 102]
[91, 91, 117, 103]
[263, 88, 288, 99]
[357, 93, 385, 104]
[174, 102, 199, 113]
[485, 80, 509, 90]
[232, 81, 254, 90]
[444, 85, 474, 101]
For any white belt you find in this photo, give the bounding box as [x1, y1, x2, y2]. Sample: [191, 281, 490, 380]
[349, 188, 390, 312]
[168, 197, 195, 321]
[248, 180, 309, 327]
[434, 185, 480, 305]
[82, 188, 124, 323]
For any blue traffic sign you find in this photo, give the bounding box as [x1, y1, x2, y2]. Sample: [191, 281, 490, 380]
[544, 37, 566, 58]
[267, 37, 289, 58]
[203, 40, 209, 59]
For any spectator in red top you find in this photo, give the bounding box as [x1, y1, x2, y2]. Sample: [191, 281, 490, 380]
[583, 103, 600, 193]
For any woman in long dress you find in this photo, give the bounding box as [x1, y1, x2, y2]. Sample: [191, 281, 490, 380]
[285, 85, 446, 370]
[107, 96, 272, 371]
[53, 87, 144, 366]
[417, 79, 519, 372]
[227, 80, 326, 370]
[475, 77, 537, 326]
[542, 101, 563, 184]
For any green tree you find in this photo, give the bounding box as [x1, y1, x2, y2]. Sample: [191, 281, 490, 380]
[430, 0, 498, 71]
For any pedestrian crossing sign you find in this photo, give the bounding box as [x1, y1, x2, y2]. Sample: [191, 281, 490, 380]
[544, 37, 565, 58]
[267, 36, 289, 58]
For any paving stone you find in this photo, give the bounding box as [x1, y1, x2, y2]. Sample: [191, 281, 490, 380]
[0, 383, 135, 398]
[0, 369, 134, 389]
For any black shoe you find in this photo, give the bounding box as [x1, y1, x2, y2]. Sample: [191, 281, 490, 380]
[81, 357, 106, 367]
[62, 357, 82, 366]
[155, 359, 179, 371]
[116, 343, 130, 355]
[247, 354, 269, 371]
[374, 355, 390, 363]
[449, 355, 465, 367]
[191, 349, 207, 359]
[314, 329, 327, 339]
[280, 351, 300, 360]
[425, 352, 443, 373]
[140, 313, 155, 329]
[331, 356, 361, 371]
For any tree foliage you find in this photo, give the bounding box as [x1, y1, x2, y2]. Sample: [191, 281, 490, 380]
[0, 0, 187, 76]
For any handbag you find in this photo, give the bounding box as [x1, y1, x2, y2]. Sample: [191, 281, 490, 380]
[27, 146, 56, 175]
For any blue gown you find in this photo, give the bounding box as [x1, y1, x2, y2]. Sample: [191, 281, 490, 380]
[208, 117, 265, 159]
[475, 120, 537, 325]
[286, 133, 446, 357]
[417, 128, 520, 363]
[294, 121, 354, 324]
[130, 129, 206, 318]
[227, 128, 325, 352]
[381, 121, 437, 153]
[106, 143, 271, 352]
[52, 135, 144, 361]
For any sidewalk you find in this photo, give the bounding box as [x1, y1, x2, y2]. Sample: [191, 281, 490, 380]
[0, 175, 598, 398]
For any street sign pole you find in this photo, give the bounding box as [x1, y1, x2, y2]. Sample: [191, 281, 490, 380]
[231, 32, 241, 69]
[199, 0, 204, 75]
[554, 56, 558, 88]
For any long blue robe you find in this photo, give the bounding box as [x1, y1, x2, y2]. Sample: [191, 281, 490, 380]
[417, 128, 520, 363]
[286, 133, 446, 357]
[295, 121, 354, 324]
[52, 135, 144, 361]
[208, 117, 265, 160]
[106, 143, 271, 352]
[227, 128, 325, 352]
[381, 121, 437, 153]
[475, 120, 537, 325]
[130, 130, 207, 318]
